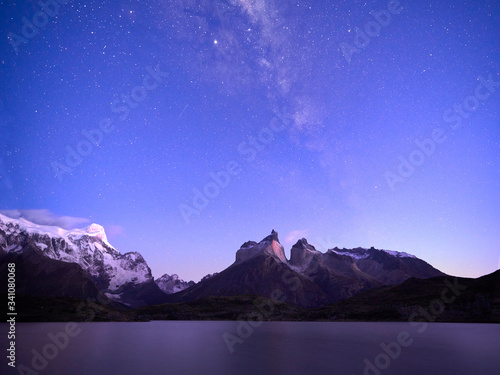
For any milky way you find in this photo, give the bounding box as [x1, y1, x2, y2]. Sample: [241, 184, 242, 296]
[1, 0, 499, 281]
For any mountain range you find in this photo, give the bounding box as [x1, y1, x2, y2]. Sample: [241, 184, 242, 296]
[166, 230, 445, 307]
[0, 214, 166, 308]
[0, 214, 448, 311]
[0, 215, 444, 314]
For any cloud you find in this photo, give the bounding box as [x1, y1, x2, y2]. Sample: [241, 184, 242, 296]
[0, 209, 90, 229]
[283, 229, 309, 246]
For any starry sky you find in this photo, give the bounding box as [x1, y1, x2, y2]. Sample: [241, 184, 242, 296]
[1, 0, 499, 282]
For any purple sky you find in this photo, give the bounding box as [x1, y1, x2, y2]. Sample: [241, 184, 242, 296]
[1, 0, 499, 281]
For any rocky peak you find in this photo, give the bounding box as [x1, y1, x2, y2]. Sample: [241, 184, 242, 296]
[290, 238, 321, 267]
[235, 230, 287, 265]
[261, 229, 280, 244]
[155, 273, 194, 294]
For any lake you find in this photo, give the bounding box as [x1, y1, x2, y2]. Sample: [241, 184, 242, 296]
[4, 322, 500, 374]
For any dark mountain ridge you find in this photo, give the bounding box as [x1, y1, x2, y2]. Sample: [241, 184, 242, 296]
[167, 230, 446, 308]
[0, 213, 448, 311]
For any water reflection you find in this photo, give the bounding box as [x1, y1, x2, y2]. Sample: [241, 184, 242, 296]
[8, 322, 500, 375]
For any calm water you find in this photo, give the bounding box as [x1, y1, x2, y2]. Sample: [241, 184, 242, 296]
[3, 322, 499, 375]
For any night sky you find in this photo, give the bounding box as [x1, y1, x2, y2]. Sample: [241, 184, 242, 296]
[1, 0, 499, 282]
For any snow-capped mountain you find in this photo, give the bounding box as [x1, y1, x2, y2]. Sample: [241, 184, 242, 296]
[325, 246, 441, 285]
[0, 216, 447, 309]
[287, 239, 446, 302]
[0, 213, 167, 307]
[155, 274, 195, 294]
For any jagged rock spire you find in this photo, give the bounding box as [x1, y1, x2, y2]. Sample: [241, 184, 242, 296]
[263, 229, 280, 243]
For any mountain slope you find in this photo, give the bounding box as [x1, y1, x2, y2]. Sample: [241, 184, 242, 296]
[312, 269, 500, 322]
[168, 231, 447, 308]
[0, 213, 449, 310]
[333, 246, 446, 284]
[0, 245, 100, 300]
[169, 231, 330, 308]
[5, 270, 498, 323]
[134, 270, 500, 323]
[291, 244, 447, 302]
[289, 239, 381, 302]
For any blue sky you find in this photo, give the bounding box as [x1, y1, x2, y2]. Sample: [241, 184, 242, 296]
[1, 0, 499, 282]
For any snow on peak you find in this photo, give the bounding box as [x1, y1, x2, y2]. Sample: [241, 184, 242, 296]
[85, 223, 106, 234]
[0, 212, 67, 238]
[330, 247, 370, 260]
[1, 213, 154, 293]
[329, 246, 416, 260]
[68, 223, 113, 249]
[381, 249, 416, 259]
[0, 213, 114, 249]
